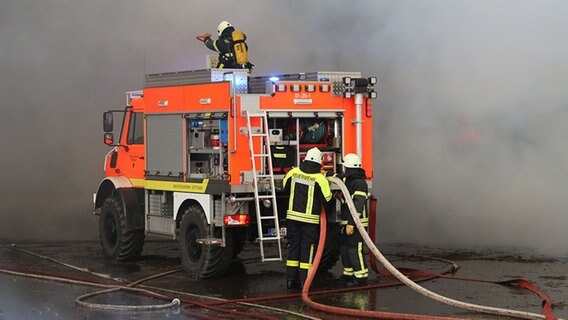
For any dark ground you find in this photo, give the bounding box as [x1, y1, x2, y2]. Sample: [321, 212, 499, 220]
[0, 239, 566, 320]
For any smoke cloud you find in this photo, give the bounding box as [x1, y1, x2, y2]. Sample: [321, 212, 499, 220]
[371, 1, 568, 256]
[0, 1, 566, 255]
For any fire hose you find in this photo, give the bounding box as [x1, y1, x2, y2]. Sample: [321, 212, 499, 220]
[300, 176, 562, 320]
[1, 245, 309, 319]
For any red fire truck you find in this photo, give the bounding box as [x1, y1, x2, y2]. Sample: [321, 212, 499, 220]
[94, 68, 376, 278]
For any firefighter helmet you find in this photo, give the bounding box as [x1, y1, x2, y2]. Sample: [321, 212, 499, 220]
[342, 153, 362, 168]
[217, 21, 232, 36]
[304, 147, 323, 164]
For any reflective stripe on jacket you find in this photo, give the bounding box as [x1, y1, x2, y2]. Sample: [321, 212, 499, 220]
[339, 168, 369, 227]
[283, 166, 332, 224]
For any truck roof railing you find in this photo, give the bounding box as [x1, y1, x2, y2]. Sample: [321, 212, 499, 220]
[144, 68, 362, 97]
[144, 69, 249, 94]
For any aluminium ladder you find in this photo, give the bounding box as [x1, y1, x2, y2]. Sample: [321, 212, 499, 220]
[245, 110, 282, 262]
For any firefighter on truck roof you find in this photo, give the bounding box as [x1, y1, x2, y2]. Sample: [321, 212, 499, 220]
[197, 20, 253, 70]
[283, 147, 332, 290]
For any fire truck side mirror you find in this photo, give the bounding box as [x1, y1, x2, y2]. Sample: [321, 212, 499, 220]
[103, 111, 113, 133]
[104, 133, 114, 145]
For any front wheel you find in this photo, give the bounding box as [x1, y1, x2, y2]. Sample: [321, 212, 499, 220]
[99, 195, 144, 261]
[179, 205, 233, 278]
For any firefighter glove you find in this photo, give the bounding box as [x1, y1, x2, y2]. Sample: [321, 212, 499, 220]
[196, 32, 212, 42]
[345, 225, 355, 236]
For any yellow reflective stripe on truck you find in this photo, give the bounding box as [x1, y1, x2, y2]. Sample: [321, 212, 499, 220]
[130, 178, 209, 193]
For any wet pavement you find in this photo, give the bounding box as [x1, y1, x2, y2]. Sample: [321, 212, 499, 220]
[0, 239, 566, 319]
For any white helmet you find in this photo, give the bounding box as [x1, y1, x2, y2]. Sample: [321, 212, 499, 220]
[342, 153, 362, 168]
[217, 21, 232, 36]
[304, 147, 323, 164]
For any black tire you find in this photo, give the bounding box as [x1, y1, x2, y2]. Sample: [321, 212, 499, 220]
[318, 222, 341, 272]
[99, 195, 144, 261]
[179, 205, 233, 278]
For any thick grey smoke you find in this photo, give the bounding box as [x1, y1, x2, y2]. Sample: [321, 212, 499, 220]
[0, 1, 566, 255]
[371, 1, 568, 256]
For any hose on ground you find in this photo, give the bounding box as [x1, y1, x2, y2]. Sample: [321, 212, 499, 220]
[74, 268, 183, 312]
[320, 176, 561, 320]
[76, 287, 180, 311]
[5, 244, 181, 312]
[301, 193, 467, 319]
[0, 265, 180, 311]
[10, 243, 124, 282]
[2, 245, 307, 319]
[0, 267, 117, 289]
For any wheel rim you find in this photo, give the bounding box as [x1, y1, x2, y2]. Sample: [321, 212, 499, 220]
[186, 225, 202, 263]
[103, 213, 118, 247]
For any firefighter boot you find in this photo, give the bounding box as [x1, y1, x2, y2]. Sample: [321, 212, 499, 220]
[347, 277, 368, 287]
[286, 266, 300, 290]
[287, 279, 300, 290]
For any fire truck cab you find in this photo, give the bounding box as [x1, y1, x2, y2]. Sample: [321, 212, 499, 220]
[94, 68, 376, 278]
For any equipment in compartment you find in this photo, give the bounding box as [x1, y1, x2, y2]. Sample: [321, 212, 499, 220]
[190, 129, 207, 149]
[299, 151, 336, 171]
[270, 145, 296, 173]
[269, 129, 283, 143]
[187, 116, 226, 178]
[210, 130, 220, 149]
[281, 118, 330, 147]
[299, 119, 328, 145]
[190, 156, 210, 175]
[321, 152, 335, 170]
[266, 116, 340, 174]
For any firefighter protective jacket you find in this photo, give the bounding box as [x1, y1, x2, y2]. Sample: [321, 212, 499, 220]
[283, 161, 332, 224]
[339, 168, 369, 227]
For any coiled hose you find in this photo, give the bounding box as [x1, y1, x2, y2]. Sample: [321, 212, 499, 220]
[301, 176, 562, 320]
[299, 119, 327, 144]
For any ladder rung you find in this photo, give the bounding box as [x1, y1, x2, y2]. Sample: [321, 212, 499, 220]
[256, 195, 274, 199]
[260, 216, 277, 220]
[259, 236, 280, 241]
[248, 113, 266, 118]
[250, 133, 268, 137]
[253, 154, 269, 157]
[262, 257, 283, 262]
[256, 174, 273, 178]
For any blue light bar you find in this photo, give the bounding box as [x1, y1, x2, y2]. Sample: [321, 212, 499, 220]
[269, 76, 279, 83]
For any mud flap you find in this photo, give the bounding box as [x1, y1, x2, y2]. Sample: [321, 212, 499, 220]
[118, 188, 145, 232]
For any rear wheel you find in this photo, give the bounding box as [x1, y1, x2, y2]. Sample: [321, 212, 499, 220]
[179, 204, 233, 278]
[99, 195, 144, 261]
